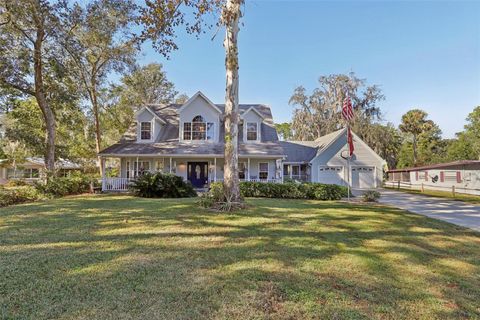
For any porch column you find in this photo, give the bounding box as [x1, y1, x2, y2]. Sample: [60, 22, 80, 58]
[169, 157, 172, 173]
[136, 156, 139, 178]
[374, 166, 377, 188]
[275, 159, 281, 183]
[214, 157, 217, 182]
[290, 165, 292, 179]
[129, 158, 132, 179]
[247, 158, 250, 181]
[101, 157, 106, 191]
[281, 160, 284, 183]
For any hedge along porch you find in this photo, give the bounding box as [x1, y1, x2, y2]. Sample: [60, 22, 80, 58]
[101, 155, 283, 191]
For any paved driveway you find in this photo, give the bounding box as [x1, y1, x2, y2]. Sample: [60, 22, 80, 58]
[378, 189, 480, 232]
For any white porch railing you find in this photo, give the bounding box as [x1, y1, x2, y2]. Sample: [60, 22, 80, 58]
[101, 177, 284, 192]
[102, 178, 132, 191]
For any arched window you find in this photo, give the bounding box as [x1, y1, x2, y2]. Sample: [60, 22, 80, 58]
[192, 115, 205, 122]
[183, 115, 214, 141]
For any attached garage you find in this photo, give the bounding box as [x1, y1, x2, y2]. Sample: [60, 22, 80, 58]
[318, 166, 343, 185]
[351, 166, 376, 189]
[280, 128, 385, 188]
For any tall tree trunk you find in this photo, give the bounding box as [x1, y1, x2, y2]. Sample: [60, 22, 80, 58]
[89, 80, 104, 176]
[222, 0, 241, 203]
[33, 25, 56, 175]
[412, 134, 417, 165]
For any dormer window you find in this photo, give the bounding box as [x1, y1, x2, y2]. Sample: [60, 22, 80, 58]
[246, 122, 258, 141]
[183, 115, 214, 141]
[140, 122, 152, 140]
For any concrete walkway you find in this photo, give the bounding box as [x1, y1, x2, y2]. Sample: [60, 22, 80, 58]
[378, 189, 480, 232]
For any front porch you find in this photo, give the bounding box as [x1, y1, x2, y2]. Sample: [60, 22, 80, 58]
[283, 163, 311, 183]
[101, 156, 284, 192]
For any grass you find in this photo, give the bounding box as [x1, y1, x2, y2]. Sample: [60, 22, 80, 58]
[1, 195, 479, 319]
[385, 186, 480, 204]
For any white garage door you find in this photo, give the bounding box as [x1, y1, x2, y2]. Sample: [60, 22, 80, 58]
[318, 166, 343, 185]
[352, 167, 375, 189]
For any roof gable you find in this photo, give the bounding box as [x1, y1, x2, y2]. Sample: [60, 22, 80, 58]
[135, 106, 166, 124]
[240, 106, 265, 120]
[178, 91, 222, 114]
[311, 128, 385, 164]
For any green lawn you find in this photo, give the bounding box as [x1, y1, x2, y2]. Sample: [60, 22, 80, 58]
[1, 195, 479, 319]
[385, 186, 480, 204]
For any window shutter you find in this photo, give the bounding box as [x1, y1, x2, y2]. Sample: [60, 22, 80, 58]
[456, 171, 462, 183]
[415, 172, 419, 181]
[440, 171, 444, 182]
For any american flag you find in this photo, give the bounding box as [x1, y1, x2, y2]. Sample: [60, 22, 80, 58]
[342, 96, 354, 122]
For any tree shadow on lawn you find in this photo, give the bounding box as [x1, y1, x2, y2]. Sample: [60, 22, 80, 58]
[0, 195, 479, 319]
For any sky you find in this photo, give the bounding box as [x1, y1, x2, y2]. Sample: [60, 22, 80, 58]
[137, 0, 480, 138]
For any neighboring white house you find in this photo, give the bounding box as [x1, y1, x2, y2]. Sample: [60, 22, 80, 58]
[0, 157, 82, 184]
[99, 91, 385, 191]
[386, 161, 480, 196]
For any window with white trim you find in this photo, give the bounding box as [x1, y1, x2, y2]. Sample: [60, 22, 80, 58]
[126, 161, 150, 178]
[155, 160, 165, 172]
[7, 168, 40, 179]
[183, 115, 214, 141]
[246, 122, 258, 141]
[140, 122, 152, 140]
[239, 162, 247, 180]
[259, 162, 268, 180]
[292, 165, 300, 177]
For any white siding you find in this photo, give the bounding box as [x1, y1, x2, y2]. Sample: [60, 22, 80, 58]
[242, 109, 263, 142]
[136, 109, 163, 142]
[405, 165, 480, 195]
[310, 132, 384, 188]
[178, 96, 220, 142]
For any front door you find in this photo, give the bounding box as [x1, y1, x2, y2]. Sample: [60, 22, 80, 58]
[187, 162, 209, 188]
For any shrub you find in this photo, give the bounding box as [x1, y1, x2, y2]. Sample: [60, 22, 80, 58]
[5, 179, 28, 187]
[198, 182, 246, 211]
[0, 186, 45, 207]
[240, 181, 348, 200]
[35, 173, 93, 197]
[129, 172, 196, 198]
[362, 190, 381, 202]
[198, 182, 225, 208]
[201, 181, 348, 207]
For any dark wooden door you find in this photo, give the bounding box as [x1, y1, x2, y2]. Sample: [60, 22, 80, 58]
[187, 162, 208, 188]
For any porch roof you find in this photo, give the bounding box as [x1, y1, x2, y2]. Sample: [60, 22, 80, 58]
[99, 140, 285, 158]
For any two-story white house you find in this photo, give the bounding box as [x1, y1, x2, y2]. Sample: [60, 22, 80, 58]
[99, 91, 385, 191]
[99, 92, 285, 190]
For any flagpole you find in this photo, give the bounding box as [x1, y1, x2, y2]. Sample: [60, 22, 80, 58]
[347, 124, 350, 202]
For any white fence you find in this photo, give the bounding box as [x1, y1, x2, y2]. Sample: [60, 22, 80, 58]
[384, 181, 480, 196]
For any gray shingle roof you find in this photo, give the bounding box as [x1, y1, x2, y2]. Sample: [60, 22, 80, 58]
[280, 128, 346, 163]
[100, 103, 284, 157]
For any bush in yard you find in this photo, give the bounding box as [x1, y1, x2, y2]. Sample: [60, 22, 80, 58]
[200, 182, 348, 207]
[240, 181, 348, 200]
[5, 179, 28, 187]
[362, 190, 381, 202]
[0, 186, 45, 207]
[198, 182, 225, 208]
[35, 172, 93, 197]
[129, 172, 196, 198]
